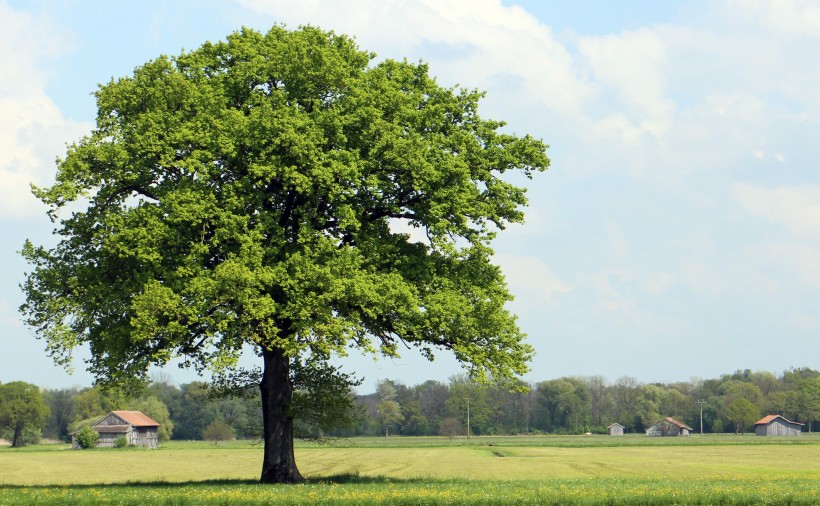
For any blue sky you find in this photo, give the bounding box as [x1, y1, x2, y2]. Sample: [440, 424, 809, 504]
[2, 0, 819, 392]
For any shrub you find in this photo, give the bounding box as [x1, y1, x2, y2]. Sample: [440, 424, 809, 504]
[202, 420, 234, 445]
[21, 427, 42, 446]
[76, 426, 99, 449]
[114, 436, 128, 448]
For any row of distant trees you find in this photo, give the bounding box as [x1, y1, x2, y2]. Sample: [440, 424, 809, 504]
[356, 368, 820, 437]
[0, 375, 261, 446]
[1, 367, 818, 446]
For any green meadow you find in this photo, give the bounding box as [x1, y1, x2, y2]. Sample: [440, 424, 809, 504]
[1, 434, 818, 505]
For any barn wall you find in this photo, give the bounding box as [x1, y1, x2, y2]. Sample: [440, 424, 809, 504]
[133, 427, 159, 448]
[758, 419, 802, 436]
[646, 425, 664, 437]
[96, 431, 129, 448]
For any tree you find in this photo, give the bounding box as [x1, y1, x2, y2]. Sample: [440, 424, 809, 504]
[726, 398, 759, 434]
[533, 378, 589, 433]
[612, 376, 642, 431]
[20, 26, 548, 483]
[42, 387, 79, 440]
[376, 400, 403, 437]
[202, 420, 234, 444]
[797, 377, 820, 432]
[0, 382, 50, 447]
[417, 380, 450, 430]
[438, 417, 462, 439]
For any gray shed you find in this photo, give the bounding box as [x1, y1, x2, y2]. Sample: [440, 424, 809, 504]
[72, 410, 160, 448]
[646, 417, 692, 437]
[607, 423, 625, 436]
[754, 415, 803, 436]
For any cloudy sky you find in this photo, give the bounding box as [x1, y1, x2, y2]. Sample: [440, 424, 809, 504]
[2, 0, 818, 392]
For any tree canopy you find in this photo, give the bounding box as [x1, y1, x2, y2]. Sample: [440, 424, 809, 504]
[0, 382, 50, 447]
[21, 25, 548, 482]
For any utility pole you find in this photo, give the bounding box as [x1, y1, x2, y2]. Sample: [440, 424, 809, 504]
[466, 397, 471, 438]
[696, 400, 706, 434]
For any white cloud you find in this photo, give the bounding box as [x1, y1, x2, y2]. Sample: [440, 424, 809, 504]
[495, 253, 570, 306]
[237, 0, 592, 118]
[734, 184, 820, 239]
[724, 0, 820, 40]
[643, 271, 674, 296]
[0, 2, 91, 219]
[236, 0, 820, 187]
[578, 28, 674, 136]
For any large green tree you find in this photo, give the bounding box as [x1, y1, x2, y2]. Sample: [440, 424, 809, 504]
[0, 382, 50, 447]
[726, 398, 759, 434]
[21, 26, 548, 483]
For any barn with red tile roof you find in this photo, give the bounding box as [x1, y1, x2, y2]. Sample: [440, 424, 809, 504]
[71, 410, 160, 448]
[754, 414, 803, 436]
[646, 417, 692, 437]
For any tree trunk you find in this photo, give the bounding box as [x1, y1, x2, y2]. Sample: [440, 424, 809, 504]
[259, 346, 303, 484]
[12, 422, 24, 447]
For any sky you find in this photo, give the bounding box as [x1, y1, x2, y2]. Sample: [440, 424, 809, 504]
[2, 0, 819, 393]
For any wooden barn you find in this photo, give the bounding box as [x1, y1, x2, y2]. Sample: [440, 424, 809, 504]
[754, 415, 803, 436]
[646, 417, 692, 437]
[72, 411, 160, 449]
[607, 423, 625, 436]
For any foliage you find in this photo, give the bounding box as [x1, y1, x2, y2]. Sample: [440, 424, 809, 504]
[67, 415, 104, 436]
[533, 378, 589, 434]
[212, 358, 363, 441]
[202, 420, 234, 444]
[114, 436, 128, 448]
[132, 395, 174, 442]
[42, 387, 79, 440]
[376, 400, 403, 437]
[350, 367, 819, 436]
[797, 377, 820, 431]
[726, 398, 759, 434]
[0, 382, 50, 447]
[76, 425, 100, 449]
[72, 387, 120, 421]
[20, 24, 547, 482]
[438, 417, 462, 439]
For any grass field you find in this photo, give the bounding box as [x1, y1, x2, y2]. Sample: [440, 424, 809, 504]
[1, 434, 818, 504]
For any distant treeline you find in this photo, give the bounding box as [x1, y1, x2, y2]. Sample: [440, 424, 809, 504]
[1, 367, 817, 445]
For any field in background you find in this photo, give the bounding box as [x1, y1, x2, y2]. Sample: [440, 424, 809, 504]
[1, 434, 819, 504]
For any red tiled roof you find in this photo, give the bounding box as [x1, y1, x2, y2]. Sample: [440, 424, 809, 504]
[754, 414, 804, 426]
[664, 417, 694, 431]
[110, 410, 160, 427]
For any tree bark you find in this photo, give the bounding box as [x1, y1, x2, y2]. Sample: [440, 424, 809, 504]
[12, 422, 24, 448]
[259, 346, 303, 484]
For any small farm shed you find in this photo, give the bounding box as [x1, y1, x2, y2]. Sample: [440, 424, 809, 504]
[646, 417, 692, 437]
[754, 415, 803, 436]
[72, 410, 160, 449]
[607, 423, 625, 436]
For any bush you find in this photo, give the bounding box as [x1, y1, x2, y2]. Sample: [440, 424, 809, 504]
[114, 436, 128, 448]
[21, 427, 42, 446]
[202, 420, 234, 445]
[76, 426, 99, 449]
